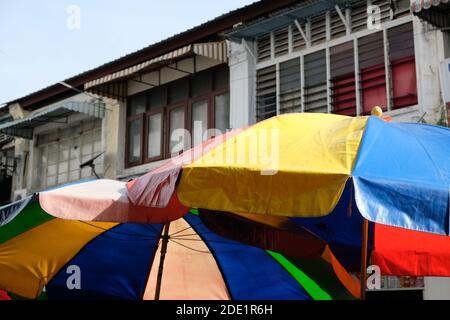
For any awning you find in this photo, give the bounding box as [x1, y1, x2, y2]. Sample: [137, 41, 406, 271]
[0, 100, 106, 139]
[227, 0, 351, 41]
[84, 41, 228, 92]
[410, 0, 450, 28]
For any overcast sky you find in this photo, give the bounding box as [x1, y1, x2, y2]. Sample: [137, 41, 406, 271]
[0, 0, 255, 104]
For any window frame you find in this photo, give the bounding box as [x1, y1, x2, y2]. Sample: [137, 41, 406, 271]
[144, 107, 165, 163]
[125, 112, 145, 168]
[125, 64, 230, 168]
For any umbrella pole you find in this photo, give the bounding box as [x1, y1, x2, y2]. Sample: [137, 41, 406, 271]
[360, 218, 369, 300]
[155, 222, 170, 300]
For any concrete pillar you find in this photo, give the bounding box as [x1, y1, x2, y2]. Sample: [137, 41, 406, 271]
[413, 17, 447, 125]
[229, 40, 257, 129]
[102, 97, 124, 179]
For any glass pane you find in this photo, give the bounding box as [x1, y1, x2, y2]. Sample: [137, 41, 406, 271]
[147, 113, 162, 158]
[192, 71, 211, 96]
[127, 119, 142, 163]
[169, 108, 185, 155]
[128, 93, 146, 116]
[214, 65, 229, 89]
[191, 100, 208, 147]
[169, 78, 189, 104]
[148, 86, 167, 109]
[214, 93, 230, 133]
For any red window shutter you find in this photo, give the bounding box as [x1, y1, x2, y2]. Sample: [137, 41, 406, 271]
[391, 56, 418, 109]
[360, 63, 387, 115]
[331, 74, 356, 116]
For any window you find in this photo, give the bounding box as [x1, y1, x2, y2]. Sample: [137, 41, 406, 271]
[279, 58, 301, 114]
[214, 92, 230, 133]
[304, 50, 327, 113]
[255, 18, 417, 122]
[256, 1, 410, 62]
[388, 22, 417, 109]
[128, 92, 146, 116]
[330, 42, 356, 116]
[33, 119, 102, 190]
[146, 111, 163, 161]
[125, 65, 230, 167]
[168, 106, 186, 156]
[256, 66, 277, 121]
[191, 99, 209, 147]
[359, 32, 387, 114]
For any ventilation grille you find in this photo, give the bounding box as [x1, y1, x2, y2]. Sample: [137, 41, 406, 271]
[292, 22, 306, 51]
[256, 66, 277, 122]
[257, 34, 271, 62]
[304, 50, 327, 113]
[330, 41, 356, 116]
[279, 58, 301, 114]
[310, 15, 326, 46]
[371, 0, 392, 24]
[274, 27, 289, 57]
[330, 10, 347, 39]
[351, 0, 368, 33]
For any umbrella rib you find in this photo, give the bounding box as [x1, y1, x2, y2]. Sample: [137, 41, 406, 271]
[77, 221, 160, 240]
[168, 238, 211, 254]
[168, 222, 204, 237]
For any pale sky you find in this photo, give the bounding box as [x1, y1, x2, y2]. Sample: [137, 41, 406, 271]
[0, 0, 256, 104]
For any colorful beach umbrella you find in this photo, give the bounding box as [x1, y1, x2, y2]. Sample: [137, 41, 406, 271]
[124, 112, 450, 236]
[0, 197, 358, 300]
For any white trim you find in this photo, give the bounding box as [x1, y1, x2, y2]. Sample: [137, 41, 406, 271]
[300, 55, 305, 113]
[275, 62, 280, 115]
[383, 28, 392, 111]
[326, 45, 332, 114]
[288, 24, 293, 54]
[270, 31, 275, 60]
[354, 38, 362, 116]
[325, 11, 331, 41]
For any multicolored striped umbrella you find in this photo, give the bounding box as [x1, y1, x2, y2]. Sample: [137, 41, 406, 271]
[0, 197, 358, 300]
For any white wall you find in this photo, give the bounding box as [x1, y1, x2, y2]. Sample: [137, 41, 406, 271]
[229, 40, 256, 128]
[424, 277, 450, 300]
